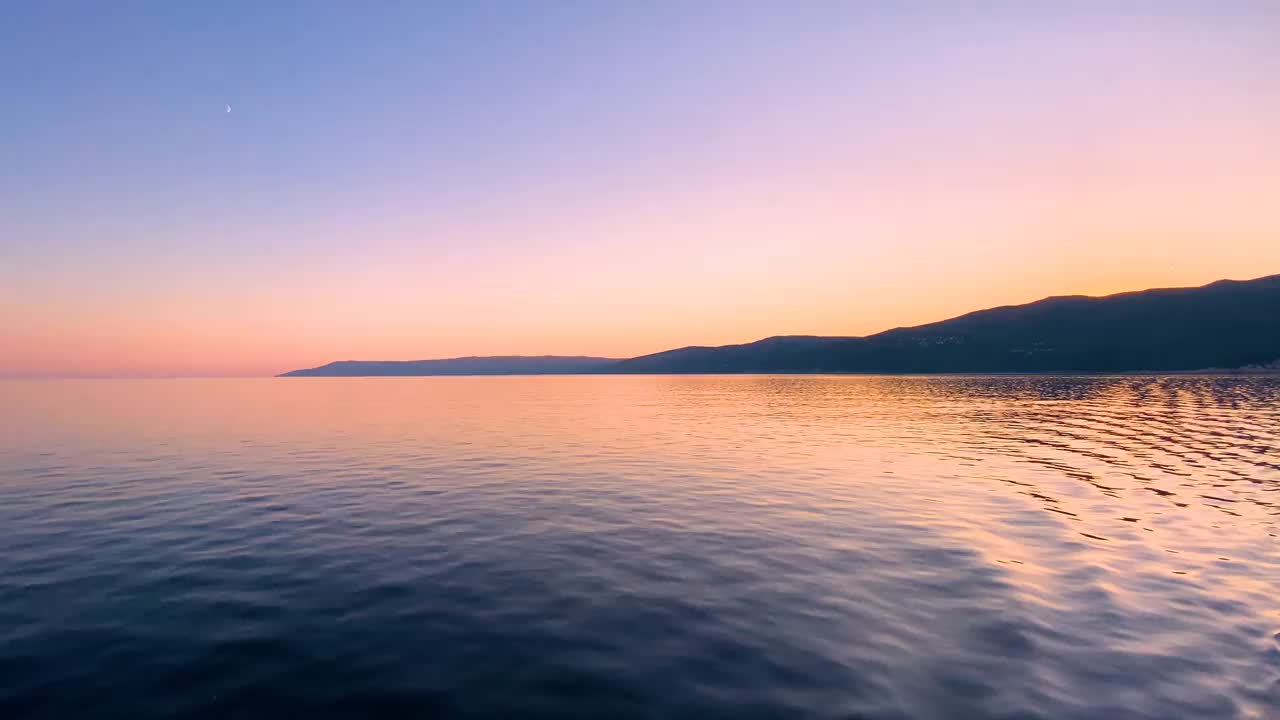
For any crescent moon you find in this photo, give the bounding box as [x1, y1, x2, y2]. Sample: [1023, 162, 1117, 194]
[225, 104, 232, 113]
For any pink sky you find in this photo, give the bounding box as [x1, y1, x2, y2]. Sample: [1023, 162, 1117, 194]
[4, 4, 1279, 376]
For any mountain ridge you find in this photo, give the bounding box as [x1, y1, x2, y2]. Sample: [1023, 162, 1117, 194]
[280, 274, 1280, 376]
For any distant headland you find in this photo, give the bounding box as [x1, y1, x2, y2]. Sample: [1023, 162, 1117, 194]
[281, 274, 1280, 376]
[281, 356, 618, 377]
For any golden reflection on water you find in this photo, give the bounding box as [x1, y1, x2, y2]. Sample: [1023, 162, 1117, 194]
[6, 375, 1278, 550]
[2, 375, 1278, 717]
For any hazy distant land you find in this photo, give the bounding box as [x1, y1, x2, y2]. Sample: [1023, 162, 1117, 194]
[281, 274, 1280, 376]
[282, 356, 617, 377]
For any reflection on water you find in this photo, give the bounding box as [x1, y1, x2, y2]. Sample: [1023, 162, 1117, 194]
[1, 375, 1277, 719]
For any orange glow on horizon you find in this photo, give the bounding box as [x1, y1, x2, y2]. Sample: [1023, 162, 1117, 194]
[5, 5, 1280, 377]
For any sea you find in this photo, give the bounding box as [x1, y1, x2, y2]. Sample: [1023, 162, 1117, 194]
[1, 375, 1277, 719]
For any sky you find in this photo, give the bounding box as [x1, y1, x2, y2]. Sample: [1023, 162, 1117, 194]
[3, 1, 1279, 377]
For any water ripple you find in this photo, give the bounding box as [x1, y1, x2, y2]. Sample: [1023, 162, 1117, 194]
[0, 375, 1277, 719]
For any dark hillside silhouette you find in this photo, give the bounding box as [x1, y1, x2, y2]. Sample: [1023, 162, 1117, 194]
[283, 275, 1280, 376]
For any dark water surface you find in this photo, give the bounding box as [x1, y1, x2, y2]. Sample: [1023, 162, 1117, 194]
[2, 376, 1278, 719]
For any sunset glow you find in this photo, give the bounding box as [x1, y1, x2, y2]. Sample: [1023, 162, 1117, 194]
[4, 3, 1279, 377]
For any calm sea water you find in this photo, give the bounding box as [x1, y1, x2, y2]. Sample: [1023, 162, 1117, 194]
[1, 376, 1277, 719]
